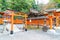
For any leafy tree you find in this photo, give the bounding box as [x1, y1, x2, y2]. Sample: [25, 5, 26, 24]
[0, 0, 40, 13]
[57, 4, 60, 8]
[1, 0, 7, 11]
[0, 0, 34, 13]
[53, 0, 60, 8]
[32, 0, 40, 11]
[54, 0, 60, 3]
[7, 0, 34, 13]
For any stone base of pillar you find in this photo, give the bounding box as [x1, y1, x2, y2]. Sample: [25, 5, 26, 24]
[10, 31, 13, 34]
[25, 29, 27, 31]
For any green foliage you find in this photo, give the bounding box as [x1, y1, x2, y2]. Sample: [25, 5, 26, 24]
[0, 0, 40, 13]
[57, 3, 60, 8]
[12, 0, 34, 13]
[53, 0, 60, 8]
[54, 0, 60, 3]
[32, 0, 40, 11]
[1, 0, 7, 11]
[0, 0, 34, 13]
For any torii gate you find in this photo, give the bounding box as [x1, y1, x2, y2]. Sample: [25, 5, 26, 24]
[10, 12, 28, 34]
[45, 10, 59, 30]
[48, 11, 59, 30]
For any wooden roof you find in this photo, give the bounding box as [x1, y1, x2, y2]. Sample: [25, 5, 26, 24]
[0, 12, 4, 15]
[28, 16, 48, 20]
[30, 8, 39, 13]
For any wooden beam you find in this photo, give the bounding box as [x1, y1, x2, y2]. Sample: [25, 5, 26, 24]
[56, 16, 59, 27]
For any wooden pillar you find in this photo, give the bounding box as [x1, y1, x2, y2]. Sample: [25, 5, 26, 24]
[56, 16, 59, 27]
[49, 16, 53, 29]
[10, 12, 14, 34]
[30, 19, 31, 26]
[25, 14, 27, 31]
[44, 18, 46, 25]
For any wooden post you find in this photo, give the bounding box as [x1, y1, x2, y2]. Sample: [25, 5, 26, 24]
[56, 16, 59, 27]
[44, 18, 46, 25]
[30, 19, 31, 26]
[49, 16, 53, 29]
[25, 14, 27, 31]
[10, 12, 14, 34]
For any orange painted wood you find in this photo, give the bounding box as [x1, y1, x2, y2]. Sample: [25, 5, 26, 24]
[0, 18, 3, 24]
[48, 16, 53, 29]
[54, 11, 60, 16]
[11, 12, 14, 31]
[56, 16, 59, 27]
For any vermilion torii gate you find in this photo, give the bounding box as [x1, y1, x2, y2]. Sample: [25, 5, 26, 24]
[48, 10, 60, 30]
[9, 12, 28, 34]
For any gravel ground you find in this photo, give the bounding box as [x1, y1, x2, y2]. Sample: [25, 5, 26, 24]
[0, 24, 60, 40]
[0, 30, 60, 40]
